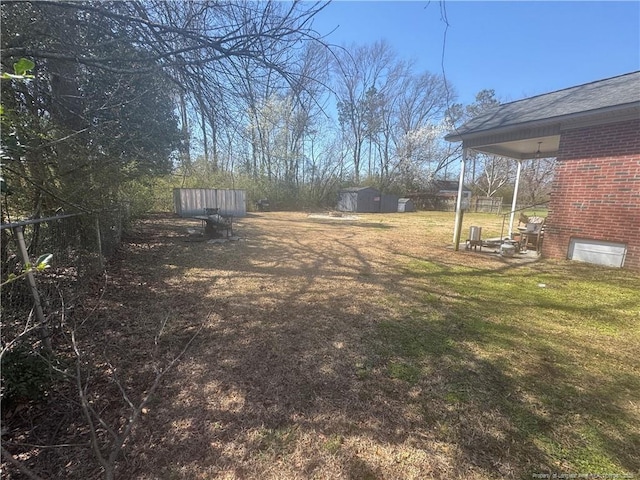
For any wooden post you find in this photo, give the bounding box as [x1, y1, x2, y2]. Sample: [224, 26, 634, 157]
[95, 216, 104, 270]
[13, 225, 51, 352]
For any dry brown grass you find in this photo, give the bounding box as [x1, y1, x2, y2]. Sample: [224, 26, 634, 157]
[3, 211, 638, 480]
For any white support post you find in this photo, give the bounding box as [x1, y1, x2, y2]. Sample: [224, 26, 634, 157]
[453, 148, 467, 247]
[508, 160, 523, 238]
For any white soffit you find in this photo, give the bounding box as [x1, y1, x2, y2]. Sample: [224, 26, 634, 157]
[469, 134, 561, 160]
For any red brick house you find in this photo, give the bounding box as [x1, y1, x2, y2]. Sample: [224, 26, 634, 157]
[445, 71, 640, 270]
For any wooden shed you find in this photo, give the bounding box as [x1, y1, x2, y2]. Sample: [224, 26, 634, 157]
[173, 188, 246, 217]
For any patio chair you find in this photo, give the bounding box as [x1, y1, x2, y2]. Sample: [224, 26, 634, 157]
[518, 216, 545, 253]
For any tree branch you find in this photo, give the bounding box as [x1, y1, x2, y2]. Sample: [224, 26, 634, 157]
[71, 316, 205, 480]
[0, 445, 46, 480]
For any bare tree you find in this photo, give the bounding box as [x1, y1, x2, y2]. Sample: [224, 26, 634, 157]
[333, 40, 401, 183]
[396, 71, 450, 134]
[475, 155, 513, 197]
[450, 89, 502, 191]
[3, 1, 328, 77]
[332, 40, 454, 190]
[520, 157, 556, 205]
[389, 71, 453, 188]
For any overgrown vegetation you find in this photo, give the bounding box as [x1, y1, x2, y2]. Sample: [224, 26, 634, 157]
[1, 1, 329, 219]
[0, 344, 58, 408]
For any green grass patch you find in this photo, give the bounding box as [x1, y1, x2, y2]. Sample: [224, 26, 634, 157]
[323, 434, 344, 455]
[374, 256, 640, 475]
[386, 361, 422, 384]
[254, 426, 299, 457]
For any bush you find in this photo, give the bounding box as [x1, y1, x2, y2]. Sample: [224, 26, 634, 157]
[1, 344, 57, 408]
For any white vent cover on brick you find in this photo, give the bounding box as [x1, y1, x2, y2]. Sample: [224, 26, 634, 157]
[568, 238, 627, 268]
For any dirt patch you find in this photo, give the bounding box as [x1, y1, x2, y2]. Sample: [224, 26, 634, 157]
[306, 213, 360, 221]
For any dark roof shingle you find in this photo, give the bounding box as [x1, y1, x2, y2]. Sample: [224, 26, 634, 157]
[446, 71, 640, 140]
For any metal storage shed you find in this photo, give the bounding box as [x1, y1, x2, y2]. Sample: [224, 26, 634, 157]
[380, 194, 400, 213]
[398, 198, 415, 212]
[173, 188, 246, 217]
[337, 187, 401, 213]
[337, 187, 381, 213]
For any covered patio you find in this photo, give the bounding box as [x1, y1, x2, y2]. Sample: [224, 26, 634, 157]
[448, 131, 558, 249]
[445, 71, 640, 269]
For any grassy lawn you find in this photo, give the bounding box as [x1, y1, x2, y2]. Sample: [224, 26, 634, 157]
[385, 253, 640, 477]
[5, 211, 638, 479]
[329, 211, 638, 477]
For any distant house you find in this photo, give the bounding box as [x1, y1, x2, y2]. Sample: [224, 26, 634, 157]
[446, 71, 640, 270]
[405, 181, 472, 212]
[337, 187, 399, 213]
[433, 180, 472, 207]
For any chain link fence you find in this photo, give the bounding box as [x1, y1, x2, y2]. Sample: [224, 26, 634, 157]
[1, 206, 129, 351]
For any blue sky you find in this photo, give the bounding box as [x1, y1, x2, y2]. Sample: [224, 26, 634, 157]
[312, 1, 640, 106]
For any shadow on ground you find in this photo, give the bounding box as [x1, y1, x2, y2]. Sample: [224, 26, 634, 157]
[4, 212, 638, 480]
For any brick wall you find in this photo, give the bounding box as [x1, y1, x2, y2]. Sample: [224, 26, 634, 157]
[544, 118, 640, 270]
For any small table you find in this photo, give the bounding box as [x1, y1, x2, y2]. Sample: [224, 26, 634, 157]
[517, 226, 541, 252]
[192, 213, 233, 238]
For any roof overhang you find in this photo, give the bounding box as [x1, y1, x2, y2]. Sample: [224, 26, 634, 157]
[446, 103, 640, 160]
[449, 71, 640, 249]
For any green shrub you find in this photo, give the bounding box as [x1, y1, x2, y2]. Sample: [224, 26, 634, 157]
[1, 344, 57, 407]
